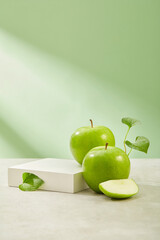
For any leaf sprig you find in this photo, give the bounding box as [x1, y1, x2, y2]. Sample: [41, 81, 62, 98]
[19, 172, 44, 191]
[122, 117, 150, 156]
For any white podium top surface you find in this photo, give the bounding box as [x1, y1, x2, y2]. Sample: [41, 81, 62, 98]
[9, 158, 82, 174]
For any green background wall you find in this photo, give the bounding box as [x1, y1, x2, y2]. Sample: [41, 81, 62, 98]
[0, 0, 159, 158]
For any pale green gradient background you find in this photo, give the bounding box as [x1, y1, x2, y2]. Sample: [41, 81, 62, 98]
[0, 0, 159, 158]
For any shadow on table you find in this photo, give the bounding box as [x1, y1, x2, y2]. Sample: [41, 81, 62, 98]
[77, 188, 140, 202]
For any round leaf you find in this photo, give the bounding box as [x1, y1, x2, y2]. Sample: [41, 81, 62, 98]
[125, 136, 150, 153]
[122, 117, 141, 128]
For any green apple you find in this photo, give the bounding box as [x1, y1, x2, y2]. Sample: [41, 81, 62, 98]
[99, 179, 139, 198]
[70, 120, 115, 165]
[82, 143, 130, 193]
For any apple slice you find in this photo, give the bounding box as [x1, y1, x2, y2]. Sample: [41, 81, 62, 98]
[99, 179, 138, 199]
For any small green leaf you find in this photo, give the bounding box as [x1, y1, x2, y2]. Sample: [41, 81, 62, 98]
[19, 172, 44, 191]
[122, 117, 141, 128]
[125, 136, 150, 153]
[22, 172, 30, 182]
[19, 183, 37, 191]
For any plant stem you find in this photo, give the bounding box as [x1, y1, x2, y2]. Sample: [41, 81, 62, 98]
[124, 127, 130, 153]
[128, 148, 132, 156]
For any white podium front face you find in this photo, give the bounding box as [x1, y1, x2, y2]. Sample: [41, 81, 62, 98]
[8, 158, 88, 193]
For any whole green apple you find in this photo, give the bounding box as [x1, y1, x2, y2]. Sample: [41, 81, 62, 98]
[82, 143, 130, 193]
[70, 120, 115, 164]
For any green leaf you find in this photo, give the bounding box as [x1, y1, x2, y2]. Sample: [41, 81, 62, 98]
[125, 136, 150, 153]
[122, 117, 141, 128]
[19, 183, 37, 191]
[19, 172, 44, 191]
[22, 172, 30, 182]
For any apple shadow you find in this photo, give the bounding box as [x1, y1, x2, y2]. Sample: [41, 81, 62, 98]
[76, 188, 100, 196]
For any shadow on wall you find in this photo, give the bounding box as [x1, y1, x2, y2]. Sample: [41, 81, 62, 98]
[0, 0, 159, 110]
[0, 117, 42, 158]
[0, 29, 158, 158]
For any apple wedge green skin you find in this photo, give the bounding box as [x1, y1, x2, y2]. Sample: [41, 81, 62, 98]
[82, 146, 130, 193]
[70, 126, 115, 165]
[99, 179, 139, 199]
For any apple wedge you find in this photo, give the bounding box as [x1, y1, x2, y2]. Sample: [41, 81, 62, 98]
[99, 179, 138, 199]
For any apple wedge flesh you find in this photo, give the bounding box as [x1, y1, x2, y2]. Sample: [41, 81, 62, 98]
[99, 179, 138, 199]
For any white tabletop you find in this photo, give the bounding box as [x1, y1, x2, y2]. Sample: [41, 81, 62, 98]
[1, 158, 160, 240]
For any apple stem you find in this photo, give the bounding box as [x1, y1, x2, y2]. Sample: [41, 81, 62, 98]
[105, 143, 108, 150]
[90, 119, 93, 128]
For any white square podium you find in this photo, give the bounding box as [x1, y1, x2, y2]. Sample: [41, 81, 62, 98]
[8, 158, 88, 193]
